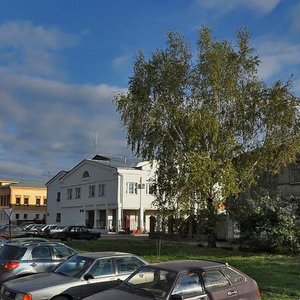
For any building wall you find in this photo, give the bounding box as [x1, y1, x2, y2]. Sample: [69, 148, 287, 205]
[0, 181, 47, 225]
[46, 159, 158, 232]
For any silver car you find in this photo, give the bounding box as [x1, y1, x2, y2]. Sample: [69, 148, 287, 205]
[0, 252, 148, 300]
[0, 241, 78, 287]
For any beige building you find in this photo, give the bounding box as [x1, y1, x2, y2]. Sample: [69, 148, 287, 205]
[0, 179, 47, 225]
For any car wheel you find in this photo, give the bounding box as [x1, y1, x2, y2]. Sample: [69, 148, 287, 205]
[51, 296, 69, 300]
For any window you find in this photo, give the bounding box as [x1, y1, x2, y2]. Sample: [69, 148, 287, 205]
[146, 183, 156, 195]
[75, 187, 81, 199]
[202, 269, 230, 292]
[15, 214, 19, 219]
[221, 268, 245, 285]
[36, 197, 41, 206]
[290, 164, 300, 183]
[126, 182, 138, 194]
[98, 184, 106, 197]
[115, 257, 144, 274]
[43, 197, 47, 207]
[67, 188, 73, 200]
[35, 214, 40, 219]
[89, 185, 95, 198]
[51, 245, 76, 260]
[24, 197, 29, 206]
[15, 196, 21, 206]
[82, 171, 90, 178]
[24, 214, 28, 220]
[56, 213, 61, 222]
[89, 258, 115, 277]
[57, 192, 61, 202]
[173, 272, 204, 296]
[32, 246, 51, 260]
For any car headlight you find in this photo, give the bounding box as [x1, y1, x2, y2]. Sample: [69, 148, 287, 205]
[15, 293, 32, 300]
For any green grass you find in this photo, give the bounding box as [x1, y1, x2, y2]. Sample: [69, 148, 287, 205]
[68, 239, 300, 300]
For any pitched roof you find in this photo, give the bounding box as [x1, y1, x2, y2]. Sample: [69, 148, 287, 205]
[90, 154, 143, 169]
[0, 179, 46, 188]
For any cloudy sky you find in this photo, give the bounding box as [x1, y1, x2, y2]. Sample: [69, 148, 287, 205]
[0, 0, 300, 181]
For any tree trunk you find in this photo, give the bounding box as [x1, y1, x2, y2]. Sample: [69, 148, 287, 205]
[207, 197, 217, 248]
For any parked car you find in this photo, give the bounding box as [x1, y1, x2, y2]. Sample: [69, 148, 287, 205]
[35, 224, 59, 237]
[52, 225, 101, 241]
[0, 251, 148, 300]
[0, 225, 27, 239]
[25, 224, 45, 236]
[82, 260, 261, 300]
[0, 241, 78, 287]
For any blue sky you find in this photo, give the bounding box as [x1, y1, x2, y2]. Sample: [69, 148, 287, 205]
[1, 0, 300, 181]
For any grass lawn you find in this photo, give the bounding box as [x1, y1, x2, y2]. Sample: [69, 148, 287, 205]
[68, 238, 300, 300]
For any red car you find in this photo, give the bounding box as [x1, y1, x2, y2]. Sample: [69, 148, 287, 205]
[83, 260, 261, 300]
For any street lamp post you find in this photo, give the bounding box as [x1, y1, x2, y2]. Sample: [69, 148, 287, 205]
[3, 208, 13, 240]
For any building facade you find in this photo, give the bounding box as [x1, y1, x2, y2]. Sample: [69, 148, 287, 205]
[46, 155, 157, 233]
[0, 179, 47, 225]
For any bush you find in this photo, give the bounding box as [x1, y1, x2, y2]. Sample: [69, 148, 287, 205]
[229, 194, 299, 254]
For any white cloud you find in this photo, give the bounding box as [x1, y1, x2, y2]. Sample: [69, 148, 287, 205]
[0, 70, 129, 180]
[195, 0, 281, 15]
[113, 53, 131, 70]
[0, 21, 76, 50]
[289, 3, 300, 32]
[0, 21, 76, 78]
[255, 37, 300, 80]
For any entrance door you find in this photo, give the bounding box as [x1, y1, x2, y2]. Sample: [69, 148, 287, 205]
[87, 210, 95, 228]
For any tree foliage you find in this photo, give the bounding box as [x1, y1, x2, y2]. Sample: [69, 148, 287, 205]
[228, 177, 300, 254]
[114, 27, 300, 246]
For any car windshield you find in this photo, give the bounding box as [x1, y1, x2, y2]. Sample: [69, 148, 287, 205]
[54, 255, 94, 278]
[122, 266, 177, 299]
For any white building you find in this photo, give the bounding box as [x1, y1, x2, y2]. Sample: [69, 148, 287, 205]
[46, 155, 157, 233]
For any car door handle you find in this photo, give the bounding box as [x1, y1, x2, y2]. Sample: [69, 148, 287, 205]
[227, 290, 238, 296]
[30, 263, 37, 267]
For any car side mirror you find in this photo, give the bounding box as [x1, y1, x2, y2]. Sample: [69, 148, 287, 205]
[84, 273, 94, 280]
[117, 279, 123, 286]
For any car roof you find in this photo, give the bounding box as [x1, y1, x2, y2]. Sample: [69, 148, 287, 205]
[2, 241, 72, 247]
[148, 260, 228, 272]
[75, 251, 138, 259]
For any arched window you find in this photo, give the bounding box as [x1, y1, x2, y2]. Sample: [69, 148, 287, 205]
[82, 171, 90, 178]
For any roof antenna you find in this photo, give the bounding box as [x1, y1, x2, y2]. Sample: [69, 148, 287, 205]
[93, 133, 98, 154]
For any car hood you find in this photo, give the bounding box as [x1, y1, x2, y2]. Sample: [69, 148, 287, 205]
[4, 272, 79, 292]
[84, 287, 153, 300]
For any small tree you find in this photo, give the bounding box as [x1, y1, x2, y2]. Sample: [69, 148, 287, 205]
[228, 177, 300, 254]
[114, 27, 300, 247]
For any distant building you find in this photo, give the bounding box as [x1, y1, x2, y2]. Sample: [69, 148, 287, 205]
[0, 179, 47, 225]
[46, 155, 157, 233]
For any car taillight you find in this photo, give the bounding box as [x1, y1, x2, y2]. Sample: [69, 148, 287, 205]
[257, 287, 261, 299]
[22, 294, 32, 300]
[4, 261, 20, 271]
[15, 293, 32, 300]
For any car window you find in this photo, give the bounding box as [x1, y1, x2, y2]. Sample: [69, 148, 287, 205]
[221, 267, 246, 285]
[115, 256, 144, 274]
[126, 267, 176, 299]
[55, 255, 94, 278]
[31, 246, 51, 260]
[202, 269, 230, 292]
[172, 272, 204, 296]
[89, 258, 115, 277]
[51, 245, 75, 260]
[0, 245, 26, 260]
